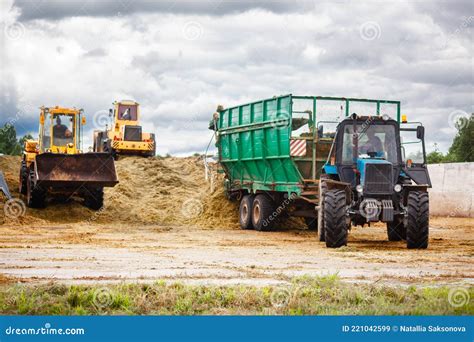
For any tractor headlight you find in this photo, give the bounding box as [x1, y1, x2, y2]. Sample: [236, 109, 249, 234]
[356, 184, 363, 193]
[394, 184, 402, 192]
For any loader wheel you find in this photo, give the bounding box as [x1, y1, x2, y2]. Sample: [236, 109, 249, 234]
[406, 191, 429, 249]
[317, 175, 329, 241]
[304, 217, 318, 231]
[324, 189, 348, 248]
[252, 194, 276, 231]
[239, 195, 254, 230]
[26, 171, 46, 208]
[84, 188, 104, 211]
[387, 216, 406, 241]
[19, 161, 28, 195]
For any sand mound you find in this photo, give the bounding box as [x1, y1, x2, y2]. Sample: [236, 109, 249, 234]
[0, 155, 238, 228]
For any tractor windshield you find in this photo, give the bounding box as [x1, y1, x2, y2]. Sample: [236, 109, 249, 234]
[52, 114, 74, 146]
[341, 123, 398, 164]
[118, 104, 137, 121]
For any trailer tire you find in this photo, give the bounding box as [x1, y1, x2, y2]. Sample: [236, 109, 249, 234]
[324, 189, 348, 248]
[19, 161, 28, 195]
[26, 170, 46, 208]
[317, 175, 329, 241]
[239, 195, 254, 230]
[84, 188, 104, 211]
[406, 191, 429, 249]
[304, 217, 318, 231]
[387, 217, 406, 241]
[252, 194, 276, 231]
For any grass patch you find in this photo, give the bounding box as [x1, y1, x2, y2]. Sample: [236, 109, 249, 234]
[0, 276, 472, 315]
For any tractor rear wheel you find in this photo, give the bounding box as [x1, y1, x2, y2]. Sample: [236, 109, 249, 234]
[304, 217, 318, 231]
[387, 216, 406, 241]
[252, 194, 276, 231]
[406, 191, 429, 249]
[84, 188, 104, 211]
[324, 189, 348, 248]
[239, 194, 254, 230]
[26, 170, 46, 208]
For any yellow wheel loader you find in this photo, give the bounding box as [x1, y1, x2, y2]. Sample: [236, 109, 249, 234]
[93, 100, 155, 158]
[19, 106, 119, 210]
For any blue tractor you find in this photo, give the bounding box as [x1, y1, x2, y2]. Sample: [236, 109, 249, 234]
[319, 113, 431, 249]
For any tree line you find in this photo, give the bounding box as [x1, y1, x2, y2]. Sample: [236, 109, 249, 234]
[0, 124, 33, 156]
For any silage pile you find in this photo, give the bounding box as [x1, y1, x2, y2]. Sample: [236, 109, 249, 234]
[99, 156, 239, 228]
[0, 155, 239, 229]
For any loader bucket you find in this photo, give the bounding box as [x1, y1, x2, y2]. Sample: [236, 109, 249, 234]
[34, 153, 118, 188]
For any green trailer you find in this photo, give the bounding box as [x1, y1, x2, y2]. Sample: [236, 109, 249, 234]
[209, 94, 402, 233]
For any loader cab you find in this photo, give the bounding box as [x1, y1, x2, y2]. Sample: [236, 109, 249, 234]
[39, 107, 85, 154]
[112, 101, 139, 125]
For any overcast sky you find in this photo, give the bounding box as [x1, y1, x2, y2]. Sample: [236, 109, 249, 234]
[0, 0, 472, 155]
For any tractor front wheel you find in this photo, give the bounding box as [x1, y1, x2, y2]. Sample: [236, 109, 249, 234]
[251, 194, 276, 231]
[406, 191, 429, 249]
[26, 170, 46, 208]
[324, 189, 348, 248]
[19, 161, 28, 195]
[317, 177, 329, 242]
[239, 194, 254, 230]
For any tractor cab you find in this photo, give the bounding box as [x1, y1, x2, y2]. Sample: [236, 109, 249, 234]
[328, 115, 402, 193]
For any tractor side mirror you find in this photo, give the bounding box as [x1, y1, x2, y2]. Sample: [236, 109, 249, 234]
[416, 125, 425, 140]
[109, 109, 113, 117]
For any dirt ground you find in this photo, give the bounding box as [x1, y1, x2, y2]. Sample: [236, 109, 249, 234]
[0, 156, 473, 286]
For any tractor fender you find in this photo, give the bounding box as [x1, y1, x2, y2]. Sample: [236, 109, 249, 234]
[402, 184, 429, 205]
[323, 179, 352, 205]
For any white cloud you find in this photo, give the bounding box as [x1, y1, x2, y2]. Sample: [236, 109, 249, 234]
[0, 1, 472, 155]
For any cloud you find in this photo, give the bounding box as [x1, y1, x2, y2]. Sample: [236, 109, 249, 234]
[13, 0, 305, 21]
[1, 1, 472, 155]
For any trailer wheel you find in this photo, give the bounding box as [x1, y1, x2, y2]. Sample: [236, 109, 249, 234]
[239, 195, 254, 230]
[26, 170, 46, 208]
[252, 194, 276, 231]
[324, 189, 348, 248]
[84, 188, 104, 211]
[317, 176, 329, 241]
[304, 217, 318, 231]
[387, 216, 406, 241]
[19, 160, 28, 195]
[406, 191, 429, 249]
